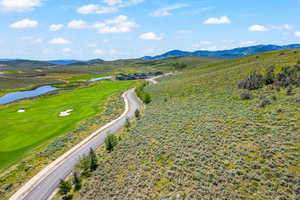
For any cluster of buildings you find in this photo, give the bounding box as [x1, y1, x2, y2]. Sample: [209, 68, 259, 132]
[116, 72, 162, 81]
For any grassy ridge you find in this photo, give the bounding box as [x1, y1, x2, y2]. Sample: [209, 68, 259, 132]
[0, 81, 134, 170]
[77, 50, 300, 199]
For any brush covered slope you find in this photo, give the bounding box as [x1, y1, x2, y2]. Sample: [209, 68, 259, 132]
[77, 50, 300, 199]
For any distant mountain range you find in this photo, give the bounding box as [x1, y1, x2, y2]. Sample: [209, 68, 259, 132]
[1, 44, 300, 68]
[47, 60, 83, 65]
[142, 44, 300, 60]
[0, 59, 104, 69]
[47, 59, 104, 65]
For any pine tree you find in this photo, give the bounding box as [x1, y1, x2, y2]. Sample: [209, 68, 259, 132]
[105, 135, 118, 152]
[89, 148, 98, 171]
[125, 118, 131, 129]
[59, 180, 72, 195]
[135, 109, 141, 119]
[144, 93, 152, 104]
[73, 171, 81, 191]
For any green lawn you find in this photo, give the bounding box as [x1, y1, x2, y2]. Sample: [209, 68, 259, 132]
[0, 80, 134, 170]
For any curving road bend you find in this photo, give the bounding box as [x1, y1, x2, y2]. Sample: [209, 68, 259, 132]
[10, 88, 142, 200]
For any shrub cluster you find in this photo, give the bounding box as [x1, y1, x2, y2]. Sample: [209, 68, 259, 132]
[240, 91, 253, 100]
[76, 149, 98, 177]
[238, 65, 300, 91]
[238, 72, 264, 90]
[173, 63, 187, 70]
[136, 83, 152, 104]
[59, 149, 98, 199]
[275, 66, 300, 88]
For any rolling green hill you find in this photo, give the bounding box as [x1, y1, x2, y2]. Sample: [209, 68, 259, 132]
[76, 49, 300, 199]
[0, 60, 54, 69]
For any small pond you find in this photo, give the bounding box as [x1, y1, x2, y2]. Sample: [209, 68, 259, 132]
[0, 86, 59, 105]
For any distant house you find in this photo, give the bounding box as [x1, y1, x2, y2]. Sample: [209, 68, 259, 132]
[116, 72, 162, 81]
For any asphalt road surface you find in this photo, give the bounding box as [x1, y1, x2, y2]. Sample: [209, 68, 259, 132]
[11, 88, 142, 200]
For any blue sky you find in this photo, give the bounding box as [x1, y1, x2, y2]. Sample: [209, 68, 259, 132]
[0, 0, 300, 60]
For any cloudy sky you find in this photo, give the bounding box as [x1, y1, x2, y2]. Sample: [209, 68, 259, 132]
[0, 0, 300, 60]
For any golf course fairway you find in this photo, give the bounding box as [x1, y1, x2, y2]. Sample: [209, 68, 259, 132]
[0, 81, 135, 170]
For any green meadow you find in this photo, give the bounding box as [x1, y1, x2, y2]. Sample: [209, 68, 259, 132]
[0, 81, 134, 170]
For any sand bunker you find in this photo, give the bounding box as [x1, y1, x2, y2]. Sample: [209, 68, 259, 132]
[59, 109, 73, 117]
[17, 109, 26, 113]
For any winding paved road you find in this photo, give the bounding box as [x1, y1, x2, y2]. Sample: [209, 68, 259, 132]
[10, 88, 142, 200]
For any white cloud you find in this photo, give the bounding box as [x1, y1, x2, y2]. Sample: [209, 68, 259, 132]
[49, 24, 64, 31]
[93, 15, 138, 33]
[62, 48, 72, 53]
[77, 4, 117, 14]
[249, 25, 268, 32]
[103, 0, 144, 7]
[139, 32, 163, 40]
[68, 20, 88, 29]
[203, 16, 231, 24]
[281, 24, 293, 30]
[10, 19, 38, 28]
[0, 0, 41, 12]
[295, 31, 300, 37]
[49, 38, 71, 45]
[151, 4, 186, 17]
[270, 24, 293, 30]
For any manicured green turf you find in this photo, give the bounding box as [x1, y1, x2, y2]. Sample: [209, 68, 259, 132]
[0, 81, 134, 170]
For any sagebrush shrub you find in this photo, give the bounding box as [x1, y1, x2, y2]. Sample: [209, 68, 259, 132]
[240, 92, 253, 100]
[264, 67, 275, 85]
[258, 96, 271, 107]
[238, 72, 264, 90]
[275, 67, 298, 88]
[286, 86, 293, 96]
